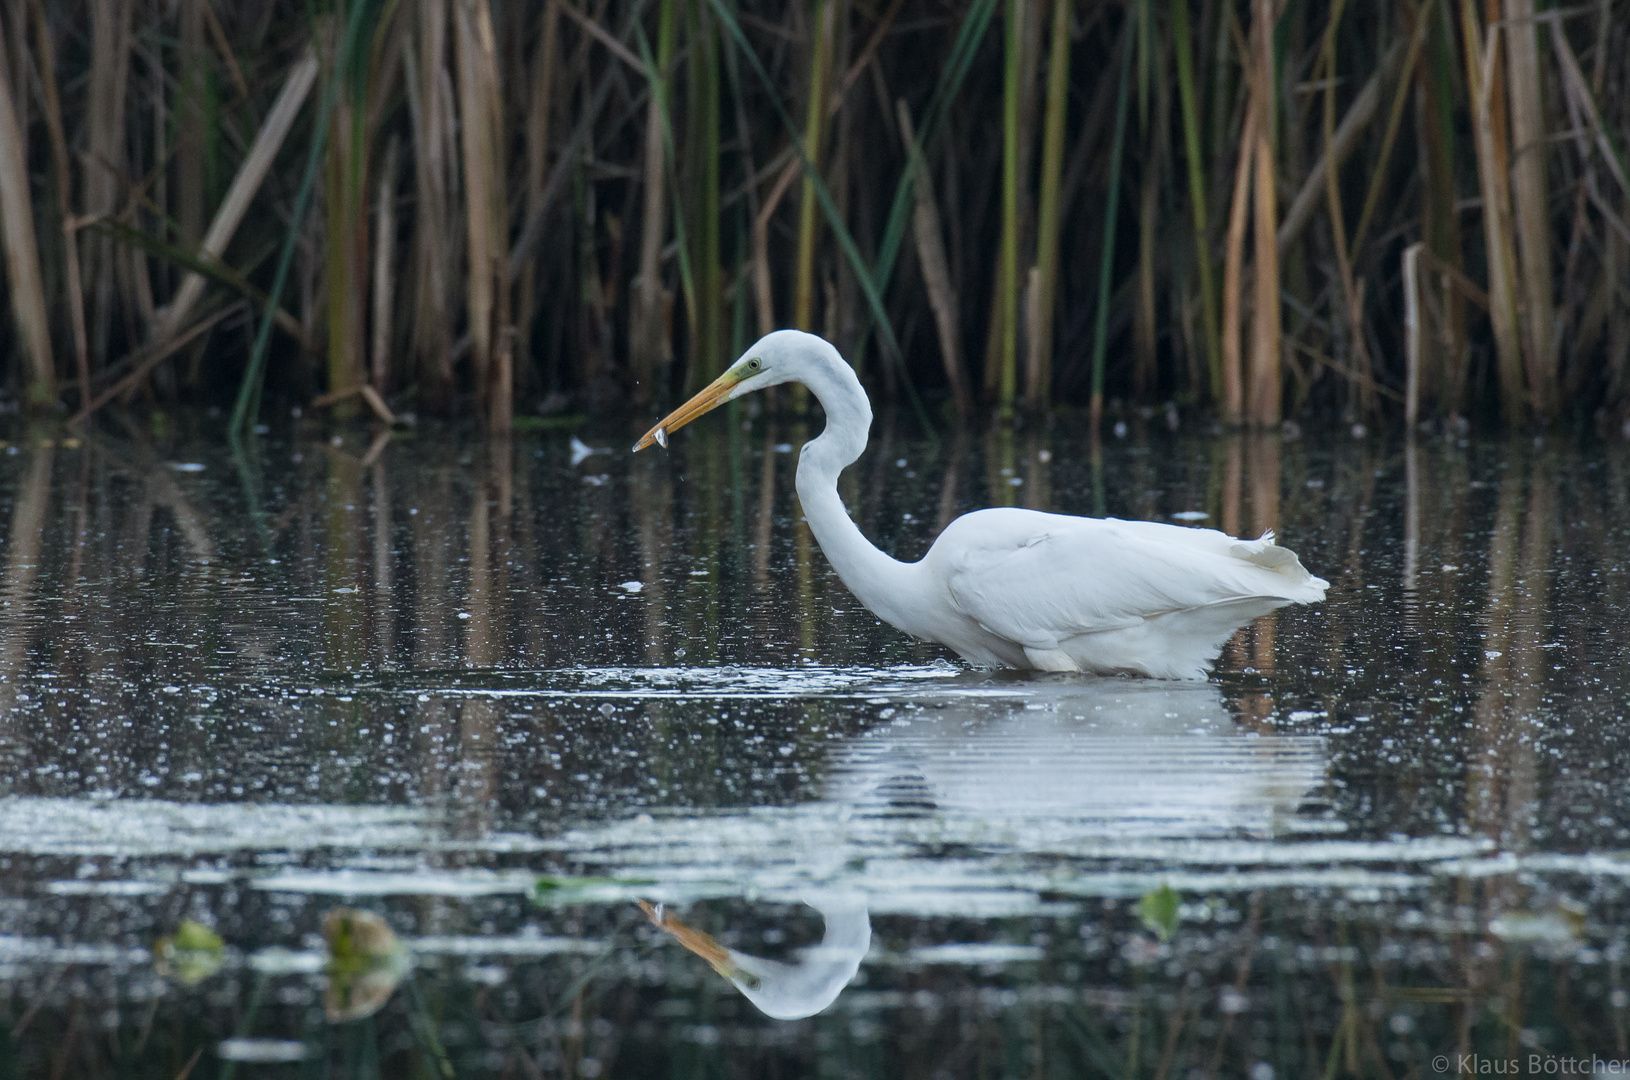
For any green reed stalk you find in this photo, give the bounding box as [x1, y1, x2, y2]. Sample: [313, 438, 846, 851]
[232, 0, 371, 437]
[632, 10, 699, 380]
[692, 0, 722, 381]
[996, 0, 1022, 418]
[794, 0, 832, 334]
[1172, 0, 1221, 404]
[1027, 0, 1067, 412]
[855, 0, 997, 354]
[325, 17, 368, 414]
[1089, 22, 1134, 429]
[1419, 5, 1464, 414]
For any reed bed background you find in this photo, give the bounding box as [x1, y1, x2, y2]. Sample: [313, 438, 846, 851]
[1, 0, 1627, 432]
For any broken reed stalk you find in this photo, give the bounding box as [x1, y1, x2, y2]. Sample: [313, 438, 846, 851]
[897, 101, 969, 416]
[0, 17, 55, 406]
[1025, 0, 1069, 412]
[157, 49, 319, 345]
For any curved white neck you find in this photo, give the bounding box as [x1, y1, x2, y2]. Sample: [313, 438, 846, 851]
[791, 357, 920, 633]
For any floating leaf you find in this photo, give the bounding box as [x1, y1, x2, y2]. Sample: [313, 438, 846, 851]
[1137, 884, 1181, 942]
[323, 907, 410, 1022]
[153, 918, 224, 986]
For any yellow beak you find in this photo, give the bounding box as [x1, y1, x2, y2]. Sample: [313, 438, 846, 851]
[632, 370, 741, 451]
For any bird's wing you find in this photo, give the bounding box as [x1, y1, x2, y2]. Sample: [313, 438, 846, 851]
[939, 511, 1320, 651]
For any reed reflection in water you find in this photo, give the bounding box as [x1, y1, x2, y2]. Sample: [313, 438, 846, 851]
[0, 421, 1624, 1075]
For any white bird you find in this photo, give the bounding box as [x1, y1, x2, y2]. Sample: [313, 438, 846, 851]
[634, 330, 1328, 679]
[638, 895, 870, 1020]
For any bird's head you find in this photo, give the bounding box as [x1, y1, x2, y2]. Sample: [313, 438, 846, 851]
[632, 330, 823, 451]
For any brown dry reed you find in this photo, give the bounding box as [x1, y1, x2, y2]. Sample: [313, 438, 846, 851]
[0, 0, 1626, 433]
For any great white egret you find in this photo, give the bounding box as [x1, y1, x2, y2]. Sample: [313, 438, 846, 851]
[634, 330, 1327, 678]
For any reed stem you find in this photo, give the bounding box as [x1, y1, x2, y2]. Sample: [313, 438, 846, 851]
[1026, 0, 1069, 412]
[1090, 20, 1135, 431]
[996, 0, 1023, 418]
[1172, 0, 1222, 405]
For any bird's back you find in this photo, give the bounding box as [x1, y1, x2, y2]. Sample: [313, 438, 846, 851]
[921, 508, 1327, 677]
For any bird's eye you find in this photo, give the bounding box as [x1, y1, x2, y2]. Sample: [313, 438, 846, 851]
[746, 357, 761, 371]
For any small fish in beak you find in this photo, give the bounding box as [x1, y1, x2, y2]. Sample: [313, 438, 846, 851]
[654, 427, 668, 449]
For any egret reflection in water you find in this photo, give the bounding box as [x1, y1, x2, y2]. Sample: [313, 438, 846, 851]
[640, 894, 870, 1020]
[829, 675, 1326, 836]
[636, 675, 1326, 1018]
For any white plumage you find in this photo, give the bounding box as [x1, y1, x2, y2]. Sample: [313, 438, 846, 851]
[635, 330, 1327, 678]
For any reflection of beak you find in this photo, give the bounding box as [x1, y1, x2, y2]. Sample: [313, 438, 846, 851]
[632, 371, 740, 451]
[637, 900, 752, 984]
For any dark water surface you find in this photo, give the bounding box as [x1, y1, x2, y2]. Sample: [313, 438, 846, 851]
[1, 416, 1628, 1078]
